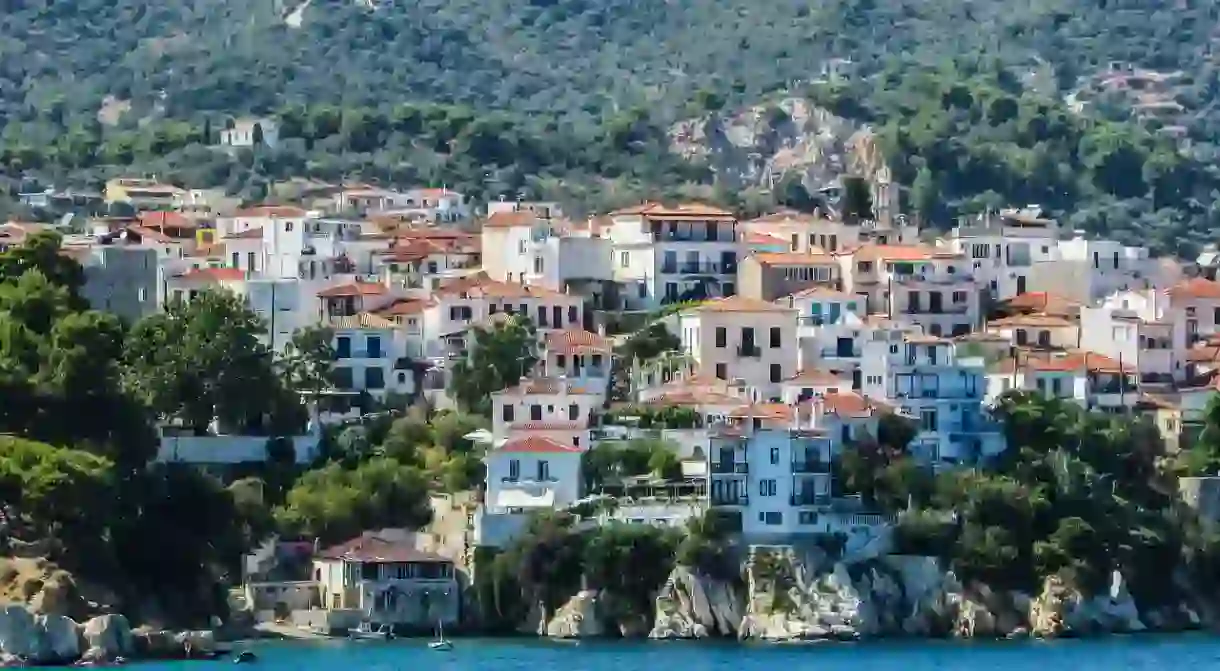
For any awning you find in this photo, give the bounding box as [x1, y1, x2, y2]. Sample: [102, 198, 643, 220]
[494, 489, 555, 509]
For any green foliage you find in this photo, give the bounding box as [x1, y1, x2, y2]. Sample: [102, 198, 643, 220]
[581, 438, 683, 489]
[0, 436, 113, 540]
[1175, 394, 1220, 476]
[278, 325, 338, 398]
[274, 458, 433, 544]
[124, 290, 305, 434]
[450, 317, 538, 415]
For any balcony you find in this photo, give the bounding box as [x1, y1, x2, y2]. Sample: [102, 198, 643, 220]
[790, 493, 829, 507]
[711, 461, 749, 474]
[737, 343, 762, 358]
[791, 459, 828, 474]
[819, 347, 860, 359]
[893, 272, 973, 285]
[710, 494, 749, 506]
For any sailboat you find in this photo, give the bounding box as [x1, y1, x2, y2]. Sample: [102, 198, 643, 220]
[428, 620, 453, 651]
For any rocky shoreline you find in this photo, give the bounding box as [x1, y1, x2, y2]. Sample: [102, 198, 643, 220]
[540, 551, 1210, 642]
[0, 607, 219, 666]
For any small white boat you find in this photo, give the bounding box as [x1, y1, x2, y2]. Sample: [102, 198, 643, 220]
[428, 621, 453, 651]
[348, 622, 394, 641]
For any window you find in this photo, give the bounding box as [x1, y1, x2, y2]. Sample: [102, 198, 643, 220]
[537, 460, 551, 481]
[138, 288, 147, 302]
[397, 372, 406, 384]
[620, 252, 630, 268]
[508, 459, 520, 481]
[1213, 307, 1220, 325]
[1015, 329, 1028, 346]
[336, 336, 351, 358]
[769, 326, 781, 348]
[568, 306, 578, 324]
[537, 306, 547, 326]
[799, 511, 819, 525]
[770, 364, 782, 383]
[952, 291, 967, 304]
[366, 335, 382, 358]
[231, 252, 240, 268]
[920, 409, 938, 432]
[769, 448, 779, 465]
[568, 404, 579, 421]
[365, 367, 385, 390]
[638, 283, 647, 299]
[502, 404, 515, 422]
[715, 363, 727, 380]
[332, 367, 353, 389]
[759, 479, 777, 496]
[284, 221, 294, 232]
[761, 511, 782, 525]
[530, 405, 542, 421]
[247, 251, 256, 272]
[715, 327, 727, 348]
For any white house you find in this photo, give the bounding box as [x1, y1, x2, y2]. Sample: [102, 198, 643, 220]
[313, 532, 458, 628]
[220, 118, 280, 148]
[859, 333, 1005, 467]
[606, 202, 743, 308]
[489, 377, 602, 448]
[945, 207, 1059, 300]
[483, 435, 583, 512]
[328, 313, 415, 398]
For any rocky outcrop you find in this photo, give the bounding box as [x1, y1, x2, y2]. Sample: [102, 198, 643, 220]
[81, 615, 132, 661]
[546, 591, 605, 639]
[0, 607, 80, 664]
[1028, 571, 1149, 638]
[649, 567, 744, 639]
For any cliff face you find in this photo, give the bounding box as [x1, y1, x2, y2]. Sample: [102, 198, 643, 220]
[668, 98, 890, 192]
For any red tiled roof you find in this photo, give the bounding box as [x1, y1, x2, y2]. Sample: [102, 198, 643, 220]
[609, 202, 736, 220]
[373, 298, 431, 317]
[178, 267, 246, 282]
[986, 314, 1077, 328]
[752, 252, 837, 266]
[233, 205, 309, 218]
[483, 211, 536, 228]
[508, 421, 587, 431]
[545, 329, 611, 354]
[137, 211, 196, 230]
[497, 435, 582, 454]
[1001, 292, 1081, 316]
[1167, 277, 1220, 300]
[317, 281, 388, 298]
[786, 369, 845, 386]
[693, 296, 794, 313]
[820, 392, 887, 418]
[727, 403, 793, 421]
[319, 532, 450, 563]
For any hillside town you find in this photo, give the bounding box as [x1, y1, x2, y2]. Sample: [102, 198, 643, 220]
[6, 173, 1220, 638]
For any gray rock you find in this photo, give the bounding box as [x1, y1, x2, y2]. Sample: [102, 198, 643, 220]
[82, 614, 132, 660]
[0, 605, 37, 658]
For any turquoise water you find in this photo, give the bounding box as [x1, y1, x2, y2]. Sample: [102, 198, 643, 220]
[133, 636, 1220, 671]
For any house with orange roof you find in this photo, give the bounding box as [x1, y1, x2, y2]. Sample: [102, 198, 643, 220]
[540, 329, 613, 392]
[1166, 277, 1220, 342]
[480, 201, 564, 284]
[839, 243, 981, 337]
[604, 201, 743, 309]
[1080, 288, 1187, 384]
[985, 349, 1140, 413]
[676, 296, 798, 400]
[1028, 232, 1162, 304]
[324, 311, 415, 400]
[103, 177, 184, 211]
[743, 208, 919, 254]
[488, 376, 602, 447]
[861, 331, 1004, 467]
[737, 250, 841, 301]
[984, 313, 1080, 350]
[781, 285, 881, 385]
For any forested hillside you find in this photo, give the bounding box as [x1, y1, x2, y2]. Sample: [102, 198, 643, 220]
[3, 0, 1220, 250]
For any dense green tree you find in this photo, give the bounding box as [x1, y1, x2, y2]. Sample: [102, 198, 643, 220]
[274, 458, 433, 544]
[449, 317, 538, 415]
[278, 325, 338, 399]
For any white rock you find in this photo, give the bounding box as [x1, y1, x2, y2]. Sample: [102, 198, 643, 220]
[82, 614, 133, 660]
[546, 590, 604, 639]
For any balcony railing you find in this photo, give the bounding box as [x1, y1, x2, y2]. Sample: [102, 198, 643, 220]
[790, 494, 829, 507]
[711, 461, 749, 474]
[819, 347, 860, 359]
[737, 343, 762, 357]
[791, 459, 828, 474]
[710, 494, 749, 506]
[893, 273, 973, 285]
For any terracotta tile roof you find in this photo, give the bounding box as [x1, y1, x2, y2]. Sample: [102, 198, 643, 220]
[986, 314, 1077, 328]
[226, 227, 264, 240]
[373, 298, 431, 317]
[497, 435, 582, 454]
[847, 243, 957, 263]
[1001, 292, 1082, 316]
[644, 390, 741, 407]
[786, 369, 845, 386]
[507, 421, 587, 431]
[545, 329, 612, 354]
[177, 266, 246, 282]
[316, 281, 388, 298]
[744, 210, 827, 225]
[233, 205, 309, 218]
[124, 225, 175, 243]
[1167, 277, 1220, 300]
[137, 211, 196, 230]
[820, 392, 888, 418]
[609, 202, 736, 220]
[752, 252, 837, 266]
[319, 532, 449, 563]
[411, 187, 461, 198]
[483, 211, 536, 228]
[692, 296, 795, 313]
[327, 313, 396, 329]
[727, 403, 794, 421]
[1186, 345, 1220, 364]
[744, 231, 789, 246]
[434, 274, 566, 300]
[996, 350, 1130, 374]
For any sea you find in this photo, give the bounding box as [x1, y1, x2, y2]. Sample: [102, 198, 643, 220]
[126, 635, 1220, 671]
